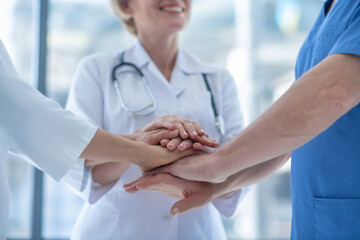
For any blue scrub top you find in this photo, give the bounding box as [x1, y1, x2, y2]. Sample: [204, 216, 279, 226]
[292, 0, 360, 239]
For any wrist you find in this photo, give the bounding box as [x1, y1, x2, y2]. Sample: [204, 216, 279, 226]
[213, 141, 247, 180]
[114, 136, 148, 166]
[209, 149, 231, 183]
[130, 140, 150, 166]
[211, 182, 227, 199]
[211, 172, 237, 199]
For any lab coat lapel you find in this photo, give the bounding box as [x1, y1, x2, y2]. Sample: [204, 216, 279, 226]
[177, 49, 216, 75]
[170, 49, 217, 97]
[169, 66, 186, 97]
[123, 41, 150, 69]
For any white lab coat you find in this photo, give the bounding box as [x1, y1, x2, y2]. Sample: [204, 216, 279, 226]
[0, 40, 97, 239]
[65, 41, 246, 240]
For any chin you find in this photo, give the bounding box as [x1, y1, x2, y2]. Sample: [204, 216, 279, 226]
[165, 22, 187, 32]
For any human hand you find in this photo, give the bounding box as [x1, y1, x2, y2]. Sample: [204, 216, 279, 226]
[87, 128, 180, 167]
[88, 128, 193, 186]
[137, 144, 203, 172]
[123, 173, 216, 216]
[130, 127, 211, 171]
[144, 115, 219, 149]
[145, 152, 226, 183]
[159, 137, 215, 153]
[131, 128, 180, 145]
[90, 144, 204, 186]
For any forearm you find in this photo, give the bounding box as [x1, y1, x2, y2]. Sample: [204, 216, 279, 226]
[214, 54, 360, 178]
[92, 162, 131, 185]
[90, 134, 134, 185]
[81, 129, 149, 167]
[84, 131, 161, 185]
[213, 153, 291, 198]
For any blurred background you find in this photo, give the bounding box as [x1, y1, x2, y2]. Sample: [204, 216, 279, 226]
[0, 0, 324, 239]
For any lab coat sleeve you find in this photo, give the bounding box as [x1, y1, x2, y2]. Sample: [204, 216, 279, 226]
[62, 56, 116, 203]
[211, 69, 250, 217]
[0, 40, 97, 181]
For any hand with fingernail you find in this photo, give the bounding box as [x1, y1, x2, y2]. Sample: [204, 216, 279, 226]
[89, 116, 217, 186]
[123, 173, 217, 217]
[124, 154, 290, 217]
[144, 115, 219, 153]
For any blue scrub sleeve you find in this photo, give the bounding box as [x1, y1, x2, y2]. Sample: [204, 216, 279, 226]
[330, 6, 360, 56]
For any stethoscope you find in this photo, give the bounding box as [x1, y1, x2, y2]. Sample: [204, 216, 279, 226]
[111, 51, 226, 135]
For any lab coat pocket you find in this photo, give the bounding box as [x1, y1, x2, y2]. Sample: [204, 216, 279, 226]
[313, 198, 360, 240]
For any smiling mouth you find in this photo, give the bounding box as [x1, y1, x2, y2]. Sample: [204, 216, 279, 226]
[160, 6, 184, 13]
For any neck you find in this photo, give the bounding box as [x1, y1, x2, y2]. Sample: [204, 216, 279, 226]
[138, 32, 179, 81]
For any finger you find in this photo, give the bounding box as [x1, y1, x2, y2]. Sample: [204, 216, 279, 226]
[174, 122, 189, 139]
[182, 121, 199, 141]
[123, 176, 147, 188]
[167, 137, 182, 151]
[202, 133, 210, 138]
[193, 122, 206, 136]
[124, 184, 140, 193]
[193, 142, 212, 153]
[144, 118, 176, 132]
[124, 175, 152, 193]
[123, 179, 141, 189]
[170, 196, 203, 216]
[123, 178, 141, 188]
[196, 136, 219, 148]
[160, 139, 170, 147]
[177, 139, 193, 151]
[135, 174, 187, 199]
[134, 173, 172, 190]
[149, 129, 179, 145]
[133, 177, 160, 190]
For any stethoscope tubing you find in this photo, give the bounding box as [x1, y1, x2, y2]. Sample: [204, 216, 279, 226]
[111, 51, 225, 135]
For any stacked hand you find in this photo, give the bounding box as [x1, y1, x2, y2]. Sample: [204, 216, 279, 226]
[139, 114, 218, 152]
[120, 116, 229, 217]
[124, 173, 217, 216]
[121, 116, 291, 217]
[90, 115, 219, 186]
[129, 115, 218, 171]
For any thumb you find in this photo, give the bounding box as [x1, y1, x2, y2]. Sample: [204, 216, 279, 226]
[170, 196, 201, 216]
[144, 120, 176, 132]
[150, 129, 179, 145]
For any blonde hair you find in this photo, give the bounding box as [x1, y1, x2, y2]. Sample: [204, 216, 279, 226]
[110, 0, 137, 36]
